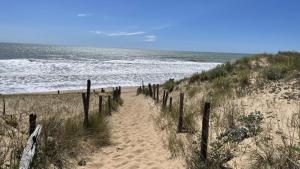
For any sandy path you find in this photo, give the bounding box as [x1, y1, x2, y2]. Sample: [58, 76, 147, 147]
[78, 90, 184, 169]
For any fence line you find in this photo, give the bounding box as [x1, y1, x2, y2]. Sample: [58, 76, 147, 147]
[19, 123, 42, 169]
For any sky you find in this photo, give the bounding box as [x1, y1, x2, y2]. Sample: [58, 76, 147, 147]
[0, 0, 299, 53]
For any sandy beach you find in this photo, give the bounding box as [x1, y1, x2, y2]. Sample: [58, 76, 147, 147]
[77, 88, 185, 169]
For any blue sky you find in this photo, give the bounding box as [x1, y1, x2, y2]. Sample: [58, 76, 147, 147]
[0, 0, 299, 53]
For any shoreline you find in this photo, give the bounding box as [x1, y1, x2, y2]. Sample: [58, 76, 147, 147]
[2, 85, 142, 96]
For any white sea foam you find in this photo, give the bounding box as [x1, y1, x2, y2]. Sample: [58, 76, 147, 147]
[0, 58, 220, 94]
[0, 43, 248, 94]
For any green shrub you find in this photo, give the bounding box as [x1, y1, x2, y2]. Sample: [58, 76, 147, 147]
[212, 76, 233, 92]
[208, 64, 229, 81]
[189, 71, 209, 84]
[163, 79, 176, 92]
[190, 111, 264, 169]
[262, 66, 284, 80]
[236, 69, 251, 87]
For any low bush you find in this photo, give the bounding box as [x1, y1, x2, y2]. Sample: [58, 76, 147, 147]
[189, 111, 264, 169]
[262, 66, 284, 80]
[163, 79, 176, 92]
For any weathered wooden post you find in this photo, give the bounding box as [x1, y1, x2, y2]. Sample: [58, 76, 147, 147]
[57, 90, 60, 94]
[119, 86, 121, 96]
[177, 93, 184, 133]
[20, 124, 42, 169]
[162, 90, 166, 105]
[164, 92, 169, 108]
[86, 80, 91, 111]
[112, 88, 117, 100]
[99, 96, 103, 116]
[2, 96, 5, 115]
[29, 113, 37, 136]
[142, 85, 145, 93]
[148, 83, 152, 96]
[82, 79, 91, 127]
[200, 102, 211, 162]
[156, 84, 159, 103]
[169, 97, 173, 111]
[108, 95, 112, 116]
[153, 84, 156, 99]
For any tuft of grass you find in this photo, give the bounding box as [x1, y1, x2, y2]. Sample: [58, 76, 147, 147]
[262, 66, 285, 81]
[167, 130, 185, 158]
[163, 79, 176, 92]
[32, 112, 110, 169]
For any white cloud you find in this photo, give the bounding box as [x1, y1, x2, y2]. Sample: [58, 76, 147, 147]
[107, 31, 145, 36]
[78, 13, 89, 17]
[90, 31, 145, 36]
[90, 31, 102, 35]
[144, 35, 157, 42]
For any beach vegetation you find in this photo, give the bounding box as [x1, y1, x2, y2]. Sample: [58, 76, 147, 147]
[31, 111, 110, 169]
[163, 79, 176, 92]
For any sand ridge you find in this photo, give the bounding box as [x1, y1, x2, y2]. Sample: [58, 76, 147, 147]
[78, 89, 184, 169]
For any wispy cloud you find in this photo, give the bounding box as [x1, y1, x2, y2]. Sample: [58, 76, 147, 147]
[90, 31, 145, 36]
[108, 31, 145, 36]
[144, 35, 157, 42]
[78, 13, 90, 17]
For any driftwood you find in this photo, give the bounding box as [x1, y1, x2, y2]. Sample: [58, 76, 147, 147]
[19, 125, 42, 169]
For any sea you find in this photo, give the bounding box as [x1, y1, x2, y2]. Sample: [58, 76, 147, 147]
[0, 42, 249, 94]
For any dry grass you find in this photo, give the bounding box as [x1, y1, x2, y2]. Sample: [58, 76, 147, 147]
[0, 90, 120, 168]
[155, 52, 300, 168]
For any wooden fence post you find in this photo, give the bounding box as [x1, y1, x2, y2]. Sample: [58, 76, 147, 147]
[99, 96, 103, 116]
[164, 92, 169, 108]
[156, 84, 159, 103]
[82, 79, 91, 127]
[200, 102, 211, 162]
[118, 86, 121, 96]
[148, 83, 152, 96]
[86, 79, 91, 111]
[57, 90, 60, 94]
[169, 97, 173, 111]
[177, 93, 184, 133]
[2, 96, 5, 115]
[108, 95, 112, 116]
[162, 90, 166, 105]
[29, 113, 37, 136]
[153, 84, 156, 99]
[20, 125, 42, 169]
[142, 85, 145, 93]
[112, 88, 117, 100]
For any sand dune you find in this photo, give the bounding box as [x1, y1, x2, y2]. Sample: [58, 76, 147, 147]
[78, 89, 184, 169]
